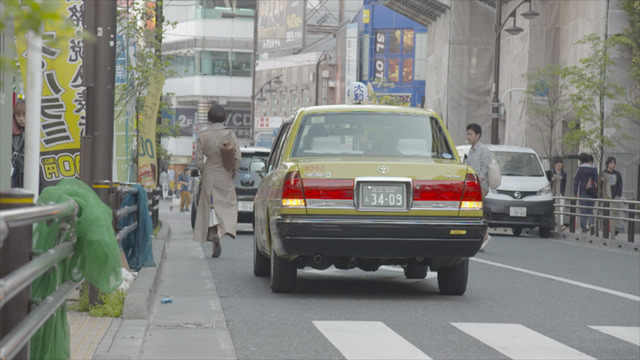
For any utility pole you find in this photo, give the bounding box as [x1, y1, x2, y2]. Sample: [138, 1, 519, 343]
[82, 0, 117, 184]
[82, 0, 117, 305]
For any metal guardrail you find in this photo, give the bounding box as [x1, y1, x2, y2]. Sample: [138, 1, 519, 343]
[553, 196, 639, 243]
[0, 199, 80, 360]
[0, 182, 160, 360]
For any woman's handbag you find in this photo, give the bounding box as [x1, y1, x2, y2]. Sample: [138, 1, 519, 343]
[220, 132, 237, 171]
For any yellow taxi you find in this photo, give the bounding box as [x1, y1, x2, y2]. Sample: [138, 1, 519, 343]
[252, 104, 486, 294]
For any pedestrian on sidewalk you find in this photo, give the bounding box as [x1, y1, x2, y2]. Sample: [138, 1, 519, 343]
[193, 104, 241, 257]
[159, 168, 170, 199]
[177, 169, 192, 212]
[465, 123, 492, 251]
[11, 99, 26, 188]
[601, 156, 623, 235]
[573, 152, 598, 234]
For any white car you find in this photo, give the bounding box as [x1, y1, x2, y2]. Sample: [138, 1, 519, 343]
[457, 144, 554, 237]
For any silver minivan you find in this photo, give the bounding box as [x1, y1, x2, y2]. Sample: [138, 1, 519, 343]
[457, 144, 554, 238]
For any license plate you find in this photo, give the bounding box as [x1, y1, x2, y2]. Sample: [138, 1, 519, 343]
[510, 207, 527, 217]
[360, 184, 406, 209]
[238, 200, 253, 212]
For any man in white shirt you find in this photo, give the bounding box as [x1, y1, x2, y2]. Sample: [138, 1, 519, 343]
[465, 123, 492, 251]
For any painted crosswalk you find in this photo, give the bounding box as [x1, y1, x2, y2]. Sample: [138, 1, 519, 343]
[314, 321, 639, 360]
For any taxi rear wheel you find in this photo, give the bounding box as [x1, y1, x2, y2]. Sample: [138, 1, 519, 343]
[404, 262, 428, 279]
[539, 227, 551, 238]
[512, 227, 522, 236]
[270, 248, 297, 293]
[253, 235, 270, 277]
[437, 259, 468, 295]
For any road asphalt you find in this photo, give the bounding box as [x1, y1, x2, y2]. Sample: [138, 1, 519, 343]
[68, 198, 637, 359]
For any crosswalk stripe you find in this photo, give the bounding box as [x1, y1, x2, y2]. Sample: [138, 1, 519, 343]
[313, 321, 432, 360]
[589, 326, 640, 346]
[452, 323, 595, 360]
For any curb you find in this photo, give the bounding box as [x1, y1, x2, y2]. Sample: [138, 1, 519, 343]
[93, 221, 171, 359]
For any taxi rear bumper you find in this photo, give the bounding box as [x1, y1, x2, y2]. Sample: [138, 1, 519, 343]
[273, 215, 486, 258]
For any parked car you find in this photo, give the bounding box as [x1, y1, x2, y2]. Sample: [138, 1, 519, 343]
[190, 146, 271, 229]
[456, 144, 554, 237]
[252, 104, 487, 294]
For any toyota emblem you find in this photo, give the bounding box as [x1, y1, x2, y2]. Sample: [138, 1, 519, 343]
[513, 191, 522, 199]
[377, 165, 390, 174]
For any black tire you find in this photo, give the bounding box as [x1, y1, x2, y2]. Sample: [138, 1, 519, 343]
[539, 226, 551, 238]
[270, 247, 296, 293]
[253, 236, 270, 277]
[437, 259, 469, 296]
[404, 262, 428, 279]
[512, 227, 522, 236]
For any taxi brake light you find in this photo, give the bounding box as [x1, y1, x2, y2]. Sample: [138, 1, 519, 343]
[461, 173, 483, 210]
[282, 171, 305, 207]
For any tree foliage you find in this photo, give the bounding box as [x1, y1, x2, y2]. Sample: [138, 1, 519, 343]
[612, 0, 640, 127]
[562, 33, 628, 171]
[523, 64, 571, 163]
[115, 1, 180, 168]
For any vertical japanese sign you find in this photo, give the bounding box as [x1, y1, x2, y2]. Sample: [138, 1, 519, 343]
[16, 0, 85, 187]
[345, 23, 358, 103]
[137, 71, 165, 189]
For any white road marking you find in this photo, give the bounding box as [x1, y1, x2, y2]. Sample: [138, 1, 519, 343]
[452, 323, 595, 360]
[589, 326, 640, 346]
[472, 258, 640, 302]
[313, 321, 431, 360]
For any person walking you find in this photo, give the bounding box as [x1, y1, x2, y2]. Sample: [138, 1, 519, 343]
[159, 169, 170, 199]
[601, 156, 623, 235]
[573, 153, 598, 234]
[551, 157, 567, 231]
[177, 169, 192, 212]
[193, 105, 241, 257]
[465, 123, 492, 251]
[11, 100, 26, 188]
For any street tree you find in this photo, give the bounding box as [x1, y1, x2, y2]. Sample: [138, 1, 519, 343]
[523, 64, 571, 164]
[562, 33, 628, 171]
[115, 1, 180, 177]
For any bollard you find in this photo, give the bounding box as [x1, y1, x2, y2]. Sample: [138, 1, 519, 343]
[0, 189, 35, 360]
[629, 203, 636, 243]
[603, 199, 610, 239]
[569, 198, 576, 233]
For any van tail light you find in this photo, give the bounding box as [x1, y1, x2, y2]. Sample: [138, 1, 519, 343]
[460, 173, 483, 210]
[282, 171, 305, 207]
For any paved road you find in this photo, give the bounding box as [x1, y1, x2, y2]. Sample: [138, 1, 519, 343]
[203, 230, 639, 360]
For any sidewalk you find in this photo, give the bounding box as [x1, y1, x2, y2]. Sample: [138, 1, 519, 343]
[68, 198, 236, 359]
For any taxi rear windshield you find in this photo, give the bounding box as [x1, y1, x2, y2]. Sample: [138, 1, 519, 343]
[292, 112, 455, 159]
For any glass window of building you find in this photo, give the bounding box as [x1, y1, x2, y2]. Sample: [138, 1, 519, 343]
[166, 53, 196, 77]
[201, 50, 230, 76]
[291, 91, 298, 110]
[302, 89, 309, 107]
[271, 92, 277, 113]
[230, 52, 252, 77]
[281, 92, 287, 112]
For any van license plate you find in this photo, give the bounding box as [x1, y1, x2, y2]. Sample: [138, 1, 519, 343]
[238, 201, 253, 212]
[510, 207, 527, 217]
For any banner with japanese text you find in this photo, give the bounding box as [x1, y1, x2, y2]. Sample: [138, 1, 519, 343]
[16, 0, 85, 187]
[137, 71, 165, 189]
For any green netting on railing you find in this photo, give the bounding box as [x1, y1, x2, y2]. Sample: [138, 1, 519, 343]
[30, 179, 122, 360]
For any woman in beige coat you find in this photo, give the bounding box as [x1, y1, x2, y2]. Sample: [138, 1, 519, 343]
[193, 105, 241, 257]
